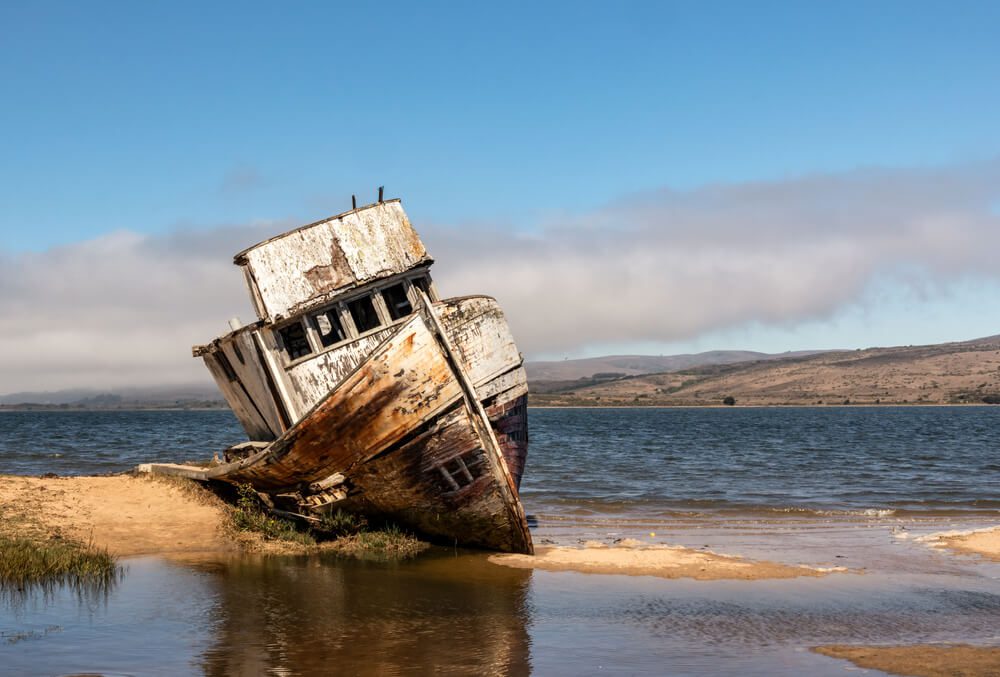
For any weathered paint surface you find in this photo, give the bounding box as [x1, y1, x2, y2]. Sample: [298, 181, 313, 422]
[283, 326, 397, 418]
[486, 393, 529, 489]
[238, 201, 431, 323]
[436, 296, 523, 388]
[197, 328, 285, 440]
[195, 295, 530, 500]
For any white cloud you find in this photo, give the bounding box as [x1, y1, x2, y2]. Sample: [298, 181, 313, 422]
[2, 161, 999, 393]
[426, 161, 1000, 353]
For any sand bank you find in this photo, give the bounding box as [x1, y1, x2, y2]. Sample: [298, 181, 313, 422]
[489, 540, 843, 581]
[814, 644, 1000, 676]
[912, 526, 1000, 561]
[939, 527, 1000, 561]
[0, 474, 236, 558]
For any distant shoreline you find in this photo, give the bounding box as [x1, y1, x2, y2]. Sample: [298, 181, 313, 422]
[528, 403, 1000, 409]
[0, 406, 230, 412]
[3, 403, 998, 413]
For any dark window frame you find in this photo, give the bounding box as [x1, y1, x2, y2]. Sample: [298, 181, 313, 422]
[347, 294, 382, 334]
[310, 308, 348, 348]
[381, 282, 413, 321]
[277, 320, 313, 361]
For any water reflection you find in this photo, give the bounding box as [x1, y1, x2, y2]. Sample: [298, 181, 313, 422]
[199, 550, 532, 676]
[3, 545, 999, 675]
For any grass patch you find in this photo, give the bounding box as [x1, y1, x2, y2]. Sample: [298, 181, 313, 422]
[325, 523, 428, 560]
[229, 484, 315, 546]
[313, 508, 427, 559]
[317, 508, 368, 537]
[224, 484, 428, 558]
[0, 536, 120, 591]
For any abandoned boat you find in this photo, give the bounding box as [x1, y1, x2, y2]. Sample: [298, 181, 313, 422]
[140, 195, 532, 554]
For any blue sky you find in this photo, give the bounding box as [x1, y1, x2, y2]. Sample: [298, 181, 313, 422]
[2, 1, 1000, 387]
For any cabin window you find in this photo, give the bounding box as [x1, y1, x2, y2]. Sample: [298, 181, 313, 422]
[278, 321, 313, 360]
[382, 282, 413, 320]
[347, 295, 381, 333]
[311, 309, 347, 348]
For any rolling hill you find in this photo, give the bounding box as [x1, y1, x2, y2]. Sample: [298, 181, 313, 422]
[528, 335, 1000, 406]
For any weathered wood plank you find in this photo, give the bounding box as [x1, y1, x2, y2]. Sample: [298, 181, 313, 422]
[436, 296, 523, 389]
[284, 325, 396, 415]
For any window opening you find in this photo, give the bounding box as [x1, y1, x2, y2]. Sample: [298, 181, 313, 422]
[348, 295, 381, 333]
[311, 309, 347, 348]
[278, 321, 313, 360]
[382, 282, 413, 320]
[435, 451, 483, 491]
[232, 342, 245, 365]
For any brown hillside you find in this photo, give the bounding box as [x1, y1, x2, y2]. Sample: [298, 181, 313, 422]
[529, 336, 1000, 406]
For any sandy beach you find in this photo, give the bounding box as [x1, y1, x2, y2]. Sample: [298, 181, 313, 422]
[940, 527, 1000, 561]
[0, 474, 236, 557]
[814, 644, 1000, 676]
[911, 526, 1000, 562]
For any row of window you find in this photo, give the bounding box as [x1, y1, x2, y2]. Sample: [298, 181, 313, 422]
[276, 276, 432, 362]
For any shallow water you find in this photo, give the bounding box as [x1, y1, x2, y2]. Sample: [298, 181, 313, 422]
[1, 407, 999, 675]
[2, 550, 999, 676]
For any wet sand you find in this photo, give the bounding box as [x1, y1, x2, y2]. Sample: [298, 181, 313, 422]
[489, 539, 843, 580]
[0, 474, 237, 557]
[941, 527, 1000, 561]
[814, 644, 1000, 676]
[911, 526, 1000, 562]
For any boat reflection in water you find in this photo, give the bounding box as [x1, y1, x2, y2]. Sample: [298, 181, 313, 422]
[198, 550, 532, 676]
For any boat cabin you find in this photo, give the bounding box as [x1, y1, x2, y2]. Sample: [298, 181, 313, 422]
[194, 199, 442, 442]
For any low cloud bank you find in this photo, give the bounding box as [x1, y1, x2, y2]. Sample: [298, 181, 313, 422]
[427, 161, 1000, 353]
[2, 161, 999, 393]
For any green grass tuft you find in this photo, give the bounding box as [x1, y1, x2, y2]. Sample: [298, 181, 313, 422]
[329, 523, 428, 559]
[0, 536, 120, 590]
[230, 484, 315, 546]
[317, 508, 368, 537]
[227, 484, 428, 557]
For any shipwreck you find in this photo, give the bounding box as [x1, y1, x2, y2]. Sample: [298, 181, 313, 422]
[140, 194, 532, 554]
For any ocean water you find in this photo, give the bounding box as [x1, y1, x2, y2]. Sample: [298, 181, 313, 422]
[1, 406, 999, 675]
[3, 406, 998, 516]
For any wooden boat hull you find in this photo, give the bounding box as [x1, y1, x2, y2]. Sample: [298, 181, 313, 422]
[148, 312, 533, 554]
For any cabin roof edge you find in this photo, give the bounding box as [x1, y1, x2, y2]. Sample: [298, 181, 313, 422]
[232, 198, 405, 265]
